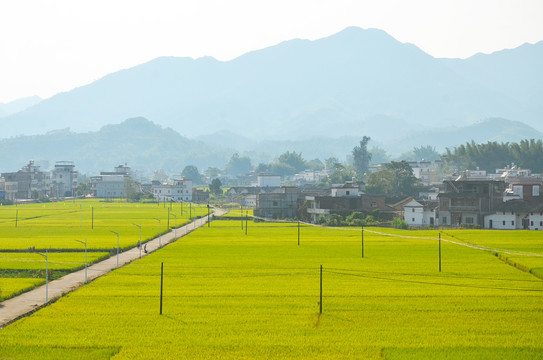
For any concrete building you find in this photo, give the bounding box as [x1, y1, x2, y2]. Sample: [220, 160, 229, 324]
[1, 161, 50, 200]
[403, 199, 439, 227]
[92, 164, 132, 199]
[152, 178, 193, 202]
[438, 178, 506, 227]
[257, 175, 281, 187]
[95, 175, 126, 199]
[50, 161, 78, 198]
[254, 186, 299, 219]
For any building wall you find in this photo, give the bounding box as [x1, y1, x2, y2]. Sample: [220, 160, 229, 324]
[405, 206, 424, 226]
[484, 213, 517, 230]
[257, 175, 281, 187]
[152, 179, 193, 202]
[96, 175, 126, 198]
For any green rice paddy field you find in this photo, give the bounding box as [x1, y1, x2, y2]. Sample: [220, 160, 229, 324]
[1, 219, 542, 359]
[0, 200, 208, 301]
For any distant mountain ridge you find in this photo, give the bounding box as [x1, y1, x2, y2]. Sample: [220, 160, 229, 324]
[0, 117, 232, 174]
[1, 27, 542, 141]
[0, 116, 540, 175]
[0, 96, 41, 118]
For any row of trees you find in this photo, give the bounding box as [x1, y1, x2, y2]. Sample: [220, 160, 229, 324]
[442, 139, 543, 173]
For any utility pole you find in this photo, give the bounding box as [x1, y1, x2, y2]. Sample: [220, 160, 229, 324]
[320, 265, 323, 314]
[207, 204, 210, 227]
[153, 218, 162, 248]
[37, 250, 49, 304]
[439, 232, 442, 272]
[75, 239, 87, 283]
[160, 262, 164, 315]
[298, 220, 300, 246]
[109, 230, 120, 267]
[361, 225, 364, 258]
[133, 223, 142, 259]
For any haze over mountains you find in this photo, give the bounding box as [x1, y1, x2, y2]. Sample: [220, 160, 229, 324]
[1, 26, 542, 173]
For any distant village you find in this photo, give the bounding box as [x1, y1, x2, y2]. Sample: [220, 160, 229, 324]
[2, 156, 543, 231]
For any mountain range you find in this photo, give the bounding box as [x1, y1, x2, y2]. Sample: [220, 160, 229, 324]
[0, 117, 540, 175]
[0, 26, 542, 174]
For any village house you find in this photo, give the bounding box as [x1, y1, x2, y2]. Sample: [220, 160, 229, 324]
[438, 176, 506, 227]
[1, 161, 50, 200]
[91, 164, 132, 199]
[254, 186, 299, 219]
[152, 178, 193, 202]
[403, 199, 439, 227]
[50, 161, 78, 198]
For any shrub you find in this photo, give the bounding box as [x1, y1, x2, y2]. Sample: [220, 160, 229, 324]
[393, 217, 408, 229]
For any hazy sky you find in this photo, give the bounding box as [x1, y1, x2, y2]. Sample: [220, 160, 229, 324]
[1, 0, 542, 103]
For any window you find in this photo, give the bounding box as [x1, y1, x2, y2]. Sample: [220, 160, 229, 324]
[273, 201, 278, 206]
[540, 221, 543, 226]
[346, 191, 350, 195]
[412, 218, 415, 222]
[533, 185, 540, 197]
[412, 208, 415, 212]
[503, 221, 506, 226]
[512, 221, 514, 226]
[442, 217, 447, 225]
[465, 217, 474, 224]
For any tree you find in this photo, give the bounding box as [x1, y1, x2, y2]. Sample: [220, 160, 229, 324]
[352, 136, 372, 178]
[369, 146, 389, 164]
[325, 157, 339, 170]
[327, 163, 355, 184]
[255, 163, 270, 174]
[225, 153, 253, 176]
[181, 165, 203, 185]
[204, 167, 221, 179]
[307, 158, 324, 171]
[413, 145, 440, 161]
[269, 162, 296, 176]
[209, 178, 222, 196]
[277, 151, 306, 173]
[366, 161, 420, 196]
[74, 182, 91, 197]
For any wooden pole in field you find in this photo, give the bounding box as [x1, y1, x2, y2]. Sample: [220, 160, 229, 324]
[361, 225, 364, 258]
[439, 233, 442, 272]
[320, 265, 323, 314]
[15, 210, 18, 228]
[91, 207, 94, 230]
[245, 212, 248, 235]
[160, 262, 164, 315]
[298, 221, 300, 246]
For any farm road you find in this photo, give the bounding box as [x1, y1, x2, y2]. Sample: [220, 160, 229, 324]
[0, 208, 226, 328]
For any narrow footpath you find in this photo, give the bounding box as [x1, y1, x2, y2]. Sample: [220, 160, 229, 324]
[0, 209, 226, 328]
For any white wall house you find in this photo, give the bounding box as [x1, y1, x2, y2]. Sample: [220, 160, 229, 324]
[257, 175, 281, 187]
[485, 211, 543, 230]
[95, 175, 126, 198]
[403, 199, 438, 227]
[153, 178, 192, 202]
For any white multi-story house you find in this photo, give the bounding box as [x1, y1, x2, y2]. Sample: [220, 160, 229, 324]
[51, 161, 78, 198]
[403, 199, 438, 227]
[257, 175, 281, 187]
[153, 178, 192, 202]
[95, 175, 126, 199]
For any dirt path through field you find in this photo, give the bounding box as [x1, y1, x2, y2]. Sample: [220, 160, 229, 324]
[0, 208, 226, 328]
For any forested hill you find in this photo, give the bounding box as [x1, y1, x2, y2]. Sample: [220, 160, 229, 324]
[1, 27, 542, 142]
[0, 117, 232, 174]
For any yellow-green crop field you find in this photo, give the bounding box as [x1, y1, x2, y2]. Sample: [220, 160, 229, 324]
[0, 220, 542, 359]
[0, 200, 209, 299]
